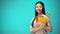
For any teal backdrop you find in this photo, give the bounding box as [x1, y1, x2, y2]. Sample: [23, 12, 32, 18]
[0, 0, 60, 34]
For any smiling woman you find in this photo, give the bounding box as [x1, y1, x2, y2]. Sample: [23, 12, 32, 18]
[30, 1, 52, 34]
[1, 0, 60, 34]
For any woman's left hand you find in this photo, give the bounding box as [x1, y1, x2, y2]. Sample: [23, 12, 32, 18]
[39, 22, 46, 29]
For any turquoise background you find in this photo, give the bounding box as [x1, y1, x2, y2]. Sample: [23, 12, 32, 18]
[0, 0, 60, 34]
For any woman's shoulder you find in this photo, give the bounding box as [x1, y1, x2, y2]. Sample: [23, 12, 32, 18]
[44, 14, 50, 22]
[44, 14, 50, 18]
[43, 14, 50, 21]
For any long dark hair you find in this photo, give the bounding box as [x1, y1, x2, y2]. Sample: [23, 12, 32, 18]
[35, 1, 46, 16]
[31, 1, 46, 27]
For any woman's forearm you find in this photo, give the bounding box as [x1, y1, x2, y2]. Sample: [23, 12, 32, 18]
[30, 27, 41, 33]
[44, 26, 52, 32]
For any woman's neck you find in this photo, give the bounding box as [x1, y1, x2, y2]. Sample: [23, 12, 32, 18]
[38, 13, 43, 16]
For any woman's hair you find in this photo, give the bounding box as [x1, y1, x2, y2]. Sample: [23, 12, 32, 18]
[31, 1, 46, 27]
[35, 1, 46, 16]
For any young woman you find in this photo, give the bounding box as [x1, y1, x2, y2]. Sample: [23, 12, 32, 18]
[30, 1, 52, 34]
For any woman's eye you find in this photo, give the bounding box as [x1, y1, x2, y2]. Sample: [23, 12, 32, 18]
[39, 6, 42, 8]
[36, 6, 38, 8]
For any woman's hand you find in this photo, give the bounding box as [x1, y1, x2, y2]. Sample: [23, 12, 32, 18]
[34, 22, 45, 29]
[39, 22, 46, 29]
[34, 22, 41, 28]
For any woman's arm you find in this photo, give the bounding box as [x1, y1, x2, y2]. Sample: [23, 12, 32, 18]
[30, 26, 41, 33]
[30, 17, 41, 33]
[45, 21, 52, 32]
[44, 16, 52, 32]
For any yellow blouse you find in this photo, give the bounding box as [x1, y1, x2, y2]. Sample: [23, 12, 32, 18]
[35, 14, 50, 28]
[37, 14, 50, 24]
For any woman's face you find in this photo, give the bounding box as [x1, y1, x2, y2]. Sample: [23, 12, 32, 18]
[36, 3, 43, 14]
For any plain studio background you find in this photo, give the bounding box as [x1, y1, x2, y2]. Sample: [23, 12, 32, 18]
[0, 0, 60, 34]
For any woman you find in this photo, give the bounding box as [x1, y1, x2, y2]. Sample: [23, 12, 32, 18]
[30, 1, 52, 34]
